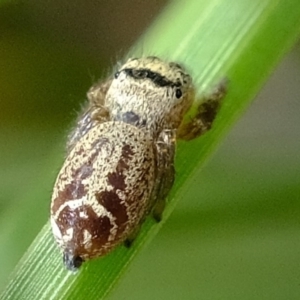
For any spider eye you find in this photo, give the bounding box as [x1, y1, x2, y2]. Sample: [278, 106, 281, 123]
[133, 69, 147, 78]
[175, 88, 182, 99]
[114, 71, 120, 79]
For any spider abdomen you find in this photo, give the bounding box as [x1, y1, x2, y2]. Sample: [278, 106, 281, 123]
[51, 121, 155, 270]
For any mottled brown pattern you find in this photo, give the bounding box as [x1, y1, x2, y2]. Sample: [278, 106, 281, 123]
[74, 164, 94, 180]
[58, 205, 113, 257]
[107, 172, 126, 190]
[121, 144, 134, 159]
[91, 137, 110, 150]
[76, 145, 85, 156]
[52, 181, 86, 214]
[58, 206, 78, 229]
[88, 214, 112, 247]
[116, 159, 129, 173]
[107, 144, 134, 190]
[95, 190, 128, 227]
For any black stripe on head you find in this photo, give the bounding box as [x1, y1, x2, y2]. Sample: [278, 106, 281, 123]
[123, 68, 181, 88]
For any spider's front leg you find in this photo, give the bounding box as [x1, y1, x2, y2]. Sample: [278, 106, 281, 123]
[67, 79, 112, 153]
[177, 80, 227, 141]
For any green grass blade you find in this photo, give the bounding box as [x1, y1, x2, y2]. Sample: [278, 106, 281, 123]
[2, 0, 300, 299]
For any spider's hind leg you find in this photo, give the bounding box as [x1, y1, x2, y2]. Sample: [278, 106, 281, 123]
[151, 129, 176, 222]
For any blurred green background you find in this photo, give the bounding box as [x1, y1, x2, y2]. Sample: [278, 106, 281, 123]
[1, 1, 300, 299]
